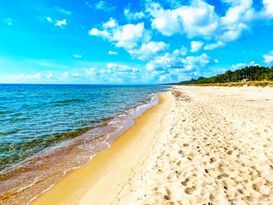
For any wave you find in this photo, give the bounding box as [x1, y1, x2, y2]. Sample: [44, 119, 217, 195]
[0, 111, 7, 115]
[53, 98, 85, 106]
[0, 129, 21, 137]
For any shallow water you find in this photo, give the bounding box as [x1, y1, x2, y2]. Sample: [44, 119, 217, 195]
[0, 84, 169, 204]
[0, 84, 167, 174]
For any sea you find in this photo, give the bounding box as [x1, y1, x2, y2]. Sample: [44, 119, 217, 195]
[0, 84, 168, 204]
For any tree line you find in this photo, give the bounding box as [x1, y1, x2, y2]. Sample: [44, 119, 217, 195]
[179, 65, 273, 85]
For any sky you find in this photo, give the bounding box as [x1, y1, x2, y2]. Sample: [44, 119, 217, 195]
[0, 0, 273, 84]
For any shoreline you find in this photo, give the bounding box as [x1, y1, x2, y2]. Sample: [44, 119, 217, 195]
[0, 93, 163, 205]
[30, 91, 174, 205]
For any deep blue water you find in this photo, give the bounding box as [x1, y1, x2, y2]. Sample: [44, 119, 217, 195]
[0, 84, 167, 172]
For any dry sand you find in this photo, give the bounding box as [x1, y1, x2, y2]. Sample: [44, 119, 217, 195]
[32, 86, 273, 205]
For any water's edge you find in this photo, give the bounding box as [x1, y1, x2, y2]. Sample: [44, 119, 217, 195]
[0, 94, 160, 205]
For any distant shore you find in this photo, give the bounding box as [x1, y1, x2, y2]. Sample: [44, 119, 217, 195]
[10, 86, 273, 204]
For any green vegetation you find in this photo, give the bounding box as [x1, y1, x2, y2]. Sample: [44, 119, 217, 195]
[179, 65, 273, 86]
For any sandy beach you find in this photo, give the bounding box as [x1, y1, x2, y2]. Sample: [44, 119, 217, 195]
[31, 86, 273, 205]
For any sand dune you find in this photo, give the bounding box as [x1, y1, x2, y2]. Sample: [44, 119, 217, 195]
[32, 86, 273, 205]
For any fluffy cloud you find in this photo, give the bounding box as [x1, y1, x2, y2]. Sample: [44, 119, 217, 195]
[3, 17, 13, 26]
[204, 41, 224, 50]
[87, 1, 116, 12]
[89, 18, 170, 61]
[191, 41, 203, 52]
[145, 51, 213, 83]
[146, 0, 263, 46]
[108, 50, 118, 55]
[13, 73, 42, 81]
[262, 0, 273, 18]
[11, 62, 143, 84]
[263, 51, 273, 64]
[72, 54, 83, 59]
[146, 48, 210, 74]
[113, 23, 149, 49]
[129, 41, 168, 60]
[124, 8, 145, 21]
[46, 17, 67, 27]
[46, 17, 53, 23]
[55, 19, 67, 27]
[146, 53, 175, 71]
[220, 0, 253, 42]
[231, 61, 255, 70]
[106, 63, 139, 73]
[221, 0, 253, 25]
[182, 53, 210, 71]
[89, 18, 150, 50]
[147, 3, 182, 36]
[55, 8, 72, 16]
[147, 1, 220, 38]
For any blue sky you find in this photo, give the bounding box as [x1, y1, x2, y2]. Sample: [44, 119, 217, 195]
[0, 0, 273, 84]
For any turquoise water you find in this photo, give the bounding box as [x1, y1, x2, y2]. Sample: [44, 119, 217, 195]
[0, 84, 167, 173]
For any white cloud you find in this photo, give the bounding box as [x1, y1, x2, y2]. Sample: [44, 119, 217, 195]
[46, 17, 53, 23]
[103, 18, 117, 29]
[89, 18, 150, 51]
[146, 49, 211, 73]
[263, 51, 273, 64]
[231, 61, 256, 70]
[264, 0, 273, 16]
[146, 53, 175, 71]
[55, 19, 67, 27]
[146, 0, 263, 47]
[191, 41, 203, 52]
[129, 41, 168, 60]
[3, 17, 13, 26]
[114, 23, 149, 49]
[46, 73, 55, 80]
[145, 46, 189, 72]
[173, 46, 187, 56]
[219, 0, 254, 42]
[145, 51, 213, 83]
[221, 0, 253, 25]
[46, 17, 68, 27]
[147, 1, 220, 38]
[147, 3, 182, 36]
[124, 8, 145, 21]
[108, 50, 118, 55]
[84, 67, 98, 77]
[182, 53, 210, 71]
[256, 0, 273, 19]
[55, 7, 72, 16]
[13, 73, 42, 81]
[87, 1, 116, 12]
[106, 63, 139, 73]
[89, 28, 109, 38]
[72, 54, 83, 59]
[204, 41, 224, 50]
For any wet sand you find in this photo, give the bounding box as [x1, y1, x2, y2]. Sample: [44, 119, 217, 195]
[32, 86, 273, 204]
